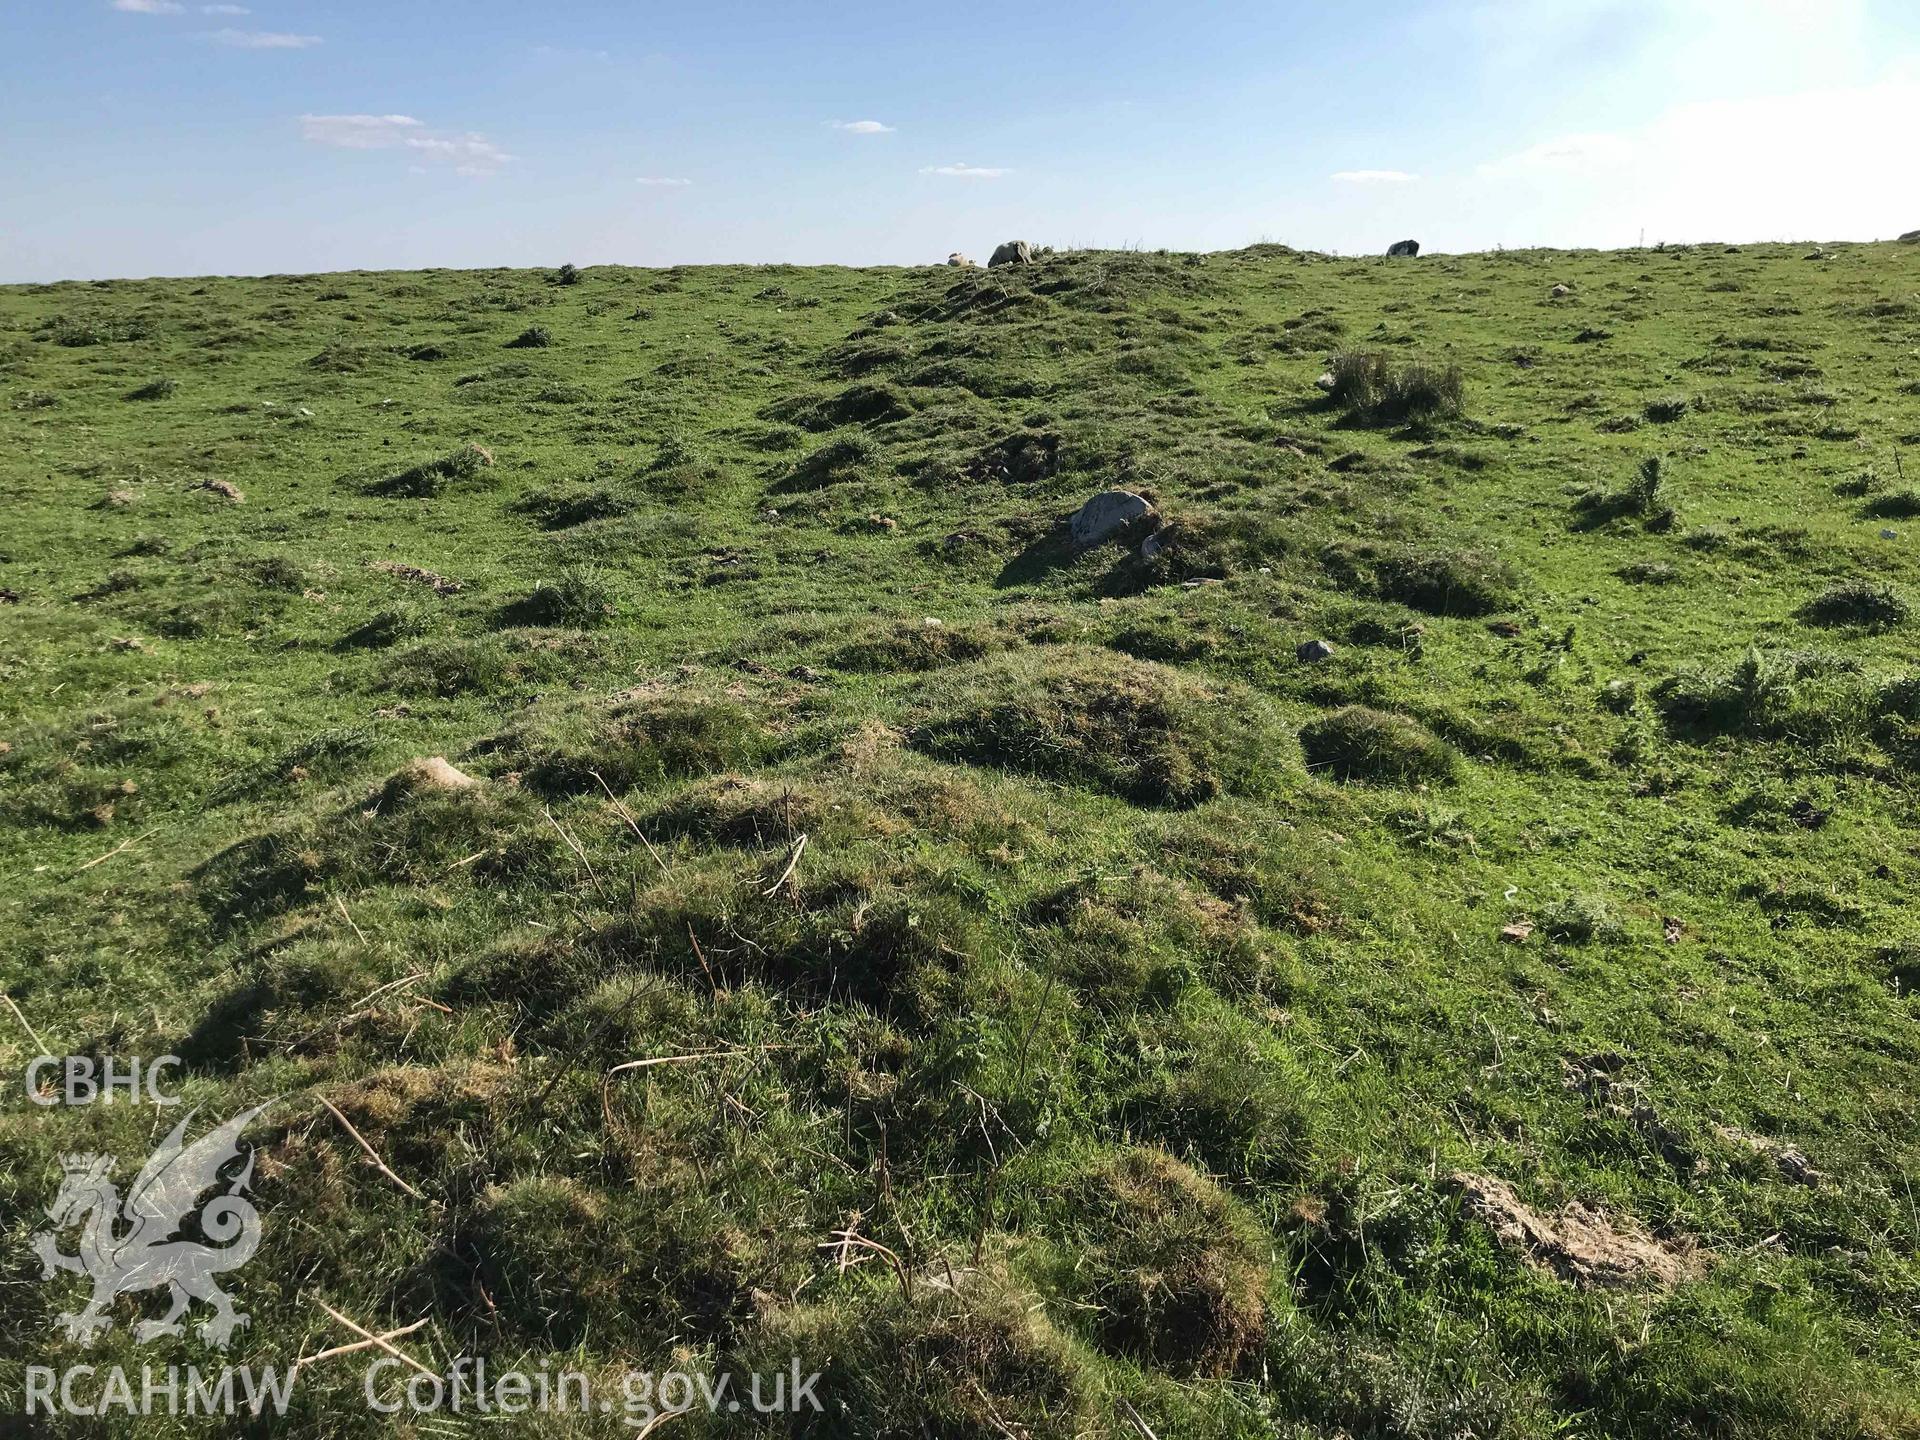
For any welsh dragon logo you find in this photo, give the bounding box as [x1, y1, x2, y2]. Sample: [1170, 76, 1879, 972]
[31, 1102, 273, 1349]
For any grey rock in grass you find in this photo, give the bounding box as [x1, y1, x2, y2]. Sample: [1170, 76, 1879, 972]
[1069, 489, 1153, 549]
[1141, 529, 1168, 560]
[1296, 639, 1335, 662]
[1386, 239, 1421, 258]
[989, 240, 1033, 268]
[1899, 230, 1920, 244]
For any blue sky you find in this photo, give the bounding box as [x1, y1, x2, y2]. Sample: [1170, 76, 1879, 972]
[2, 0, 1917, 280]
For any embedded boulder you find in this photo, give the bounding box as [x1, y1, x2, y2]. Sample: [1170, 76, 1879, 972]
[1386, 239, 1421, 258]
[382, 756, 481, 803]
[989, 240, 1034, 268]
[1069, 490, 1154, 549]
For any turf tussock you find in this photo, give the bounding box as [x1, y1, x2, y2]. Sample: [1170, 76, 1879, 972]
[911, 646, 1285, 806]
[1300, 704, 1458, 784]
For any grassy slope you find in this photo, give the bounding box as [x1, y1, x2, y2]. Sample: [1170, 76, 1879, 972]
[0, 241, 1917, 1437]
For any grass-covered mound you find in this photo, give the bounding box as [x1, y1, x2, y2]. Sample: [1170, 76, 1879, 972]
[910, 646, 1287, 806]
[3, 239, 1919, 1438]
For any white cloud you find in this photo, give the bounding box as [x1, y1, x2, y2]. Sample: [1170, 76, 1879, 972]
[920, 162, 1008, 178]
[111, 0, 184, 12]
[299, 114, 511, 174]
[202, 3, 250, 12]
[634, 176, 692, 186]
[209, 28, 321, 48]
[1331, 169, 1418, 184]
[832, 120, 894, 134]
[300, 114, 423, 148]
[403, 134, 513, 170]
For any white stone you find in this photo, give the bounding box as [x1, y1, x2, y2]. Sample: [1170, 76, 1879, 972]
[1069, 490, 1154, 549]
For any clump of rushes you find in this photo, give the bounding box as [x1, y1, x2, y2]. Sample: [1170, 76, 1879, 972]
[1324, 350, 1465, 425]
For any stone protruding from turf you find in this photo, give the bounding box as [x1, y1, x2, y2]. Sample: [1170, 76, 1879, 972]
[1069, 489, 1154, 549]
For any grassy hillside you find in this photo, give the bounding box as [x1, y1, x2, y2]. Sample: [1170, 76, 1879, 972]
[2, 239, 1918, 1437]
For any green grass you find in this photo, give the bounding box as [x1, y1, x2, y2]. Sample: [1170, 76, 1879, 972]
[1, 241, 1918, 1436]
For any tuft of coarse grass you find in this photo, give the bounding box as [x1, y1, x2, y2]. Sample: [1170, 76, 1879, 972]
[1864, 489, 1920, 519]
[494, 687, 775, 795]
[1324, 350, 1466, 425]
[511, 483, 635, 530]
[1058, 1147, 1270, 1377]
[911, 646, 1285, 807]
[1800, 579, 1909, 630]
[828, 616, 1008, 672]
[1537, 892, 1625, 944]
[1377, 544, 1518, 616]
[743, 1271, 1101, 1439]
[366, 443, 496, 498]
[499, 564, 616, 628]
[1577, 455, 1677, 528]
[1644, 394, 1691, 423]
[1655, 647, 1870, 741]
[124, 377, 176, 401]
[505, 325, 553, 348]
[1300, 705, 1458, 784]
[777, 433, 883, 492]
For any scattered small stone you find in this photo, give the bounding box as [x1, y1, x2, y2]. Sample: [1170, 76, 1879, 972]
[923, 617, 943, 628]
[946, 252, 977, 269]
[0, 588, 17, 604]
[1140, 530, 1168, 560]
[103, 489, 137, 508]
[1314, 371, 1336, 392]
[198, 479, 244, 503]
[1881, 528, 1899, 540]
[1296, 638, 1335, 662]
[1068, 489, 1154, 549]
[110, 636, 148, 652]
[1662, 916, 1686, 944]
[1550, 283, 1572, 297]
[1500, 920, 1535, 944]
[988, 240, 1033, 267]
